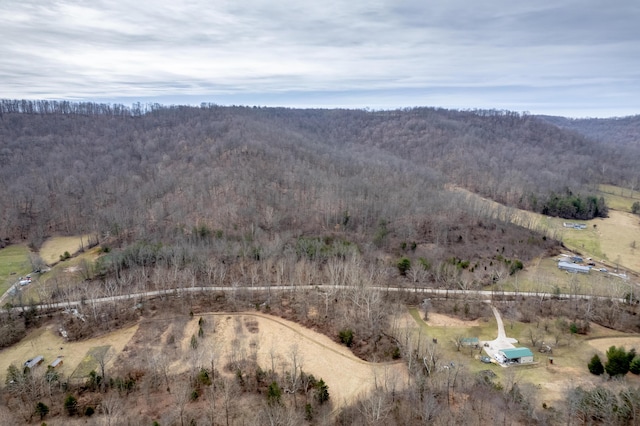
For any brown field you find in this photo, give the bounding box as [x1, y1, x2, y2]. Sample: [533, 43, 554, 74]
[451, 186, 640, 275]
[172, 312, 408, 405]
[586, 336, 640, 354]
[597, 210, 640, 273]
[0, 323, 138, 384]
[39, 234, 94, 265]
[1, 312, 408, 408]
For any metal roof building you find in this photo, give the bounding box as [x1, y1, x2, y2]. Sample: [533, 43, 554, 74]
[24, 355, 44, 370]
[500, 348, 534, 364]
[558, 261, 590, 274]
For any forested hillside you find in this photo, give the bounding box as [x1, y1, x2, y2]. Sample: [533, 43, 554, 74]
[540, 114, 640, 148]
[3, 101, 640, 425]
[1, 101, 634, 251]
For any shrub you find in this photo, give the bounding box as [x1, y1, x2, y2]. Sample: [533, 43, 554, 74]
[588, 354, 604, 375]
[64, 394, 78, 416]
[267, 381, 282, 405]
[35, 402, 49, 420]
[630, 357, 640, 375]
[397, 257, 411, 276]
[338, 329, 354, 347]
[315, 379, 330, 404]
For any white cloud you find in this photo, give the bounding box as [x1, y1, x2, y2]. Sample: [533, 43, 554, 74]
[1, 0, 639, 116]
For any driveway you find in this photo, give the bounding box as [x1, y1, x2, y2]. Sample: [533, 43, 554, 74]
[482, 305, 518, 366]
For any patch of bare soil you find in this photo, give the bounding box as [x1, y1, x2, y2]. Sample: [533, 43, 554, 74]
[426, 312, 480, 327]
[120, 311, 408, 407]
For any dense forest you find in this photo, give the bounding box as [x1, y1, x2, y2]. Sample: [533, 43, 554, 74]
[2, 101, 640, 425]
[2, 100, 637, 249]
[539, 114, 640, 148]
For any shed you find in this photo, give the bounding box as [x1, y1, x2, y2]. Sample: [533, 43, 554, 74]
[461, 337, 479, 347]
[24, 355, 44, 370]
[500, 348, 534, 364]
[558, 261, 590, 274]
[49, 357, 63, 369]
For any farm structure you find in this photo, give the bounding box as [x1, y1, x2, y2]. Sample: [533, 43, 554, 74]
[24, 356, 44, 370]
[49, 357, 63, 369]
[558, 261, 590, 274]
[461, 337, 479, 348]
[499, 348, 534, 364]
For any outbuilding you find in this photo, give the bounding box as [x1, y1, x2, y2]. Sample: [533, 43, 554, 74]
[499, 348, 534, 364]
[24, 355, 44, 370]
[461, 337, 479, 348]
[49, 357, 63, 369]
[558, 261, 590, 274]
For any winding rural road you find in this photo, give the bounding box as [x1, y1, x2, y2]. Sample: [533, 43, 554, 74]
[3, 283, 632, 314]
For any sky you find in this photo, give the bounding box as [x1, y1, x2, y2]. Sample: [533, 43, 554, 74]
[1, 0, 639, 117]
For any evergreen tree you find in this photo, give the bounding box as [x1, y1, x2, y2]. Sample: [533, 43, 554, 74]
[605, 346, 631, 377]
[588, 354, 604, 375]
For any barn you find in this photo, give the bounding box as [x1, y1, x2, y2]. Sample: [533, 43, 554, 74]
[500, 348, 534, 364]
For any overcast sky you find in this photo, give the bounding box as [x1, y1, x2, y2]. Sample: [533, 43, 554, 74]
[1, 0, 639, 117]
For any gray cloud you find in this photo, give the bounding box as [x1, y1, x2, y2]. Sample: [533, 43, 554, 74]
[1, 0, 639, 116]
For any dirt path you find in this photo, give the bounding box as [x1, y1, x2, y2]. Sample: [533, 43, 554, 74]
[191, 312, 409, 406]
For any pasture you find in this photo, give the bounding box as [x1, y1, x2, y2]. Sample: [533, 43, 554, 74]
[39, 234, 94, 265]
[454, 186, 640, 275]
[598, 184, 640, 212]
[0, 244, 30, 297]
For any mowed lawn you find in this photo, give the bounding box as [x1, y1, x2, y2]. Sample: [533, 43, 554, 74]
[0, 244, 31, 297]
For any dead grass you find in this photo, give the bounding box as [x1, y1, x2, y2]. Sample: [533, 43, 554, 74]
[453, 186, 640, 276]
[71, 345, 112, 379]
[0, 323, 138, 384]
[598, 184, 640, 212]
[39, 234, 93, 265]
[586, 336, 640, 354]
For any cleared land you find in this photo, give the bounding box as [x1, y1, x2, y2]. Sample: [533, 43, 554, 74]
[453, 186, 640, 275]
[39, 234, 93, 265]
[598, 184, 640, 212]
[0, 244, 30, 297]
[0, 323, 138, 384]
[1, 312, 408, 408]
[404, 307, 640, 405]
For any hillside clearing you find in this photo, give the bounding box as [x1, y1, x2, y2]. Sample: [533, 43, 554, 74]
[39, 234, 94, 265]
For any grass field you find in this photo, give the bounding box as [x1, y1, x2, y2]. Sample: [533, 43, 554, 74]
[404, 306, 640, 404]
[71, 345, 112, 379]
[0, 324, 137, 384]
[598, 184, 640, 212]
[39, 234, 94, 265]
[0, 244, 31, 297]
[453, 186, 640, 275]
